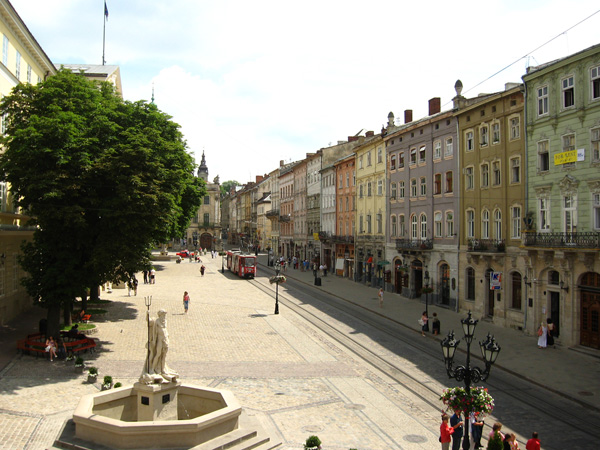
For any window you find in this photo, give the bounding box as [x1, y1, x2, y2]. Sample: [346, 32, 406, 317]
[399, 214, 406, 236]
[563, 133, 575, 151]
[367, 151, 372, 166]
[410, 148, 417, 164]
[465, 167, 474, 190]
[345, 197, 349, 211]
[411, 214, 418, 239]
[511, 273, 522, 310]
[420, 177, 426, 196]
[480, 125, 489, 147]
[434, 140, 441, 159]
[359, 184, 364, 198]
[346, 173, 350, 187]
[434, 212, 442, 238]
[466, 131, 474, 151]
[434, 173, 442, 195]
[510, 117, 520, 140]
[2, 35, 8, 66]
[15, 51, 20, 79]
[539, 197, 550, 230]
[511, 157, 520, 183]
[377, 213, 382, 233]
[420, 214, 427, 239]
[592, 65, 600, 100]
[399, 152, 405, 168]
[204, 195, 210, 205]
[445, 171, 453, 193]
[419, 145, 426, 163]
[562, 76, 574, 108]
[466, 210, 475, 238]
[203, 213, 210, 225]
[594, 194, 600, 230]
[481, 163, 489, 188]
[399, 181, 405, 199]
[359, 215, 364, 233]
[446, 211, 454, 237]
[537, 85, 549, 116]
[390, 182, 397, 199]
[492, 161, 501, 186]
[410, 178, 417, 197]
[445, 137, 453, 157]
[492, 122, 500, 144]
[592, 128, 600, 161]
[377, 146, 383, 163]
[494, 209, 502, 240]
[377, 179, 383, 196]
[482, 210, 490, 239]
[564, 194, 577, 232]
[390, 155, 396, 170]
[367, 182, 372, 197]
[538, 140, 549, 172]
[339, 175, 343, 188]
[512, 206, 521, 239]
[367, 214, 372, 233]
[391, 215, 397, 237]
[27, 64, 31, 84]
[466, 268, 475, 300]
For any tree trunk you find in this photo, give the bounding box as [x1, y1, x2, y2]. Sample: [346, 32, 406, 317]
[88, 286, 98, 306]
[46, 304, 61, 340]
[63, 301, 73, 327]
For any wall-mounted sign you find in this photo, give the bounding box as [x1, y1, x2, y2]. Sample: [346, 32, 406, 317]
[490, 271, 502, 290]
[554, 148, 584, 165]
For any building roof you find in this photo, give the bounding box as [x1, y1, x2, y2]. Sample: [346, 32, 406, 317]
[57, 64, 123, 96]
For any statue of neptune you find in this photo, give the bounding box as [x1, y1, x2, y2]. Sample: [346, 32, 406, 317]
[140, 309, 179, 384]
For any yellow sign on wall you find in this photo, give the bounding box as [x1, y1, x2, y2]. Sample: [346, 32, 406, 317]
[313, 233, 320, 241]
[554, 149, 585, 165]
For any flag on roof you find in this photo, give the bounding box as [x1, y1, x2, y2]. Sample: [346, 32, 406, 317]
[104, 1, 109, 21]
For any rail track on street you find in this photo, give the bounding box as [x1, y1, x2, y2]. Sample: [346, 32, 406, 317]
[249, 267, 600, 450]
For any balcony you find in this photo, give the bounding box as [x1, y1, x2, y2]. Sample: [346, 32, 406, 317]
[331, 235, 354, 244]
[318, 231, 331, 241]
[467, 239, 505, 253]
[522, 232, 600, 249]
[266, 209, 280, 218]
[395, 238, 433, 251]
[279, 215, 291, 222]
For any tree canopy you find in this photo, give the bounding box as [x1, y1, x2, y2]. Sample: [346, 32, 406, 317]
[220, 180, 240, 197]
[0, 69, 204, 335]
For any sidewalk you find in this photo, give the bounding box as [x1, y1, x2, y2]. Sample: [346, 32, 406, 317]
[257, 253, 600, 411]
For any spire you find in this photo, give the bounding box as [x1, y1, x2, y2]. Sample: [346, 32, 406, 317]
[198, 150, 208, 181]
[151, 82, 155, 104]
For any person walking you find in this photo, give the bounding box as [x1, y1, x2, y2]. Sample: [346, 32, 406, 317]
[525, 432, 540, 450]
[440, 413, 461, 450]
[378, 288, 384, 308]
[470, 411, 484, 449]
[150, 267, 156, 284]
[450, 411, 463, 450]
[546, 318, 555, 348]
[432, 312, 441, 335]
[183, 291, 190, 314]
[143, 270, 148, 284]
[200, 265, 206, 276]
[132, 276, 138, 296]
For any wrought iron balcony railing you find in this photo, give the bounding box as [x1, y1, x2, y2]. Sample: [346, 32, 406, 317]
[395, 238, 433, 251]
[522, 232, 600, 249]
[331, 235, 354, 244]
[467, 239, 505, 253]
[266, 209, 279, 218]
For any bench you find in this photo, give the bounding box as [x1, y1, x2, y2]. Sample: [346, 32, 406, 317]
[17, 332, 97, 358]
[72, 311, 92, 323]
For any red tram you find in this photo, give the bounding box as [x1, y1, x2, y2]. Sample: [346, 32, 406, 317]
[226, 251, 257, 278]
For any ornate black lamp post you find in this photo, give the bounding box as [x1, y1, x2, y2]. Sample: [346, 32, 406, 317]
[221, 246, 225, 274]
[274, 263, 281, 315]
[424, 269, 430, 317]
[440, 311, 501, 450]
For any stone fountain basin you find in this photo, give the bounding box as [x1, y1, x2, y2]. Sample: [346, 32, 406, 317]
[73, 383, 242, 449]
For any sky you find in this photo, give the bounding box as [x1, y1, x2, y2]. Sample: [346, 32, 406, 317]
[9, 0, 600, 184]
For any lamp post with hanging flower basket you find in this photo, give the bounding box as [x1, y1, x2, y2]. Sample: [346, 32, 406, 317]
[440, 311, 501, 450]
[269, 263, 286, 314]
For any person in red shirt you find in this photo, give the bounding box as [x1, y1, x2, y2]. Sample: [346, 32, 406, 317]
[525, 432, 541, 450]
[440, 413, 463, 450]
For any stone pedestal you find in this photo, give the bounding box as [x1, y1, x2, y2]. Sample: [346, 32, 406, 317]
[134, 380, 181, 421]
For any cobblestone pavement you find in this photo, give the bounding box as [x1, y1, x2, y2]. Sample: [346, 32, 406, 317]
[0, 253, 448, 450]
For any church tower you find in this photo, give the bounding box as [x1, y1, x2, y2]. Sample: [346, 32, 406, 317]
[198, 151, 209, 181]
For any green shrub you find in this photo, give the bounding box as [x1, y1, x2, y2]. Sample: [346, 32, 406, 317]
[114, 382, 122, 388]
[487, 431, 503, 450]
[103, 375, 113, 385]
[304, 435, 321, 449]
[88, 367, 98, 375]
[75, 357, 84, 367]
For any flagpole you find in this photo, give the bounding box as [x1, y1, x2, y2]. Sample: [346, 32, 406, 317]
[102, 1, 107, 65]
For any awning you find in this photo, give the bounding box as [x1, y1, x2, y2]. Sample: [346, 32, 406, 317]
[377, 260, 391, 266]
[366, 257, 373, 263]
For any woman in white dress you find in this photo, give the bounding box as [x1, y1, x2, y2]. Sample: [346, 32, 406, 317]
[537, 322, 548, 349]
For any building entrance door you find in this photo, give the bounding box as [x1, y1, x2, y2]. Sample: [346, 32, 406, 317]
[581, 272, 600, 349]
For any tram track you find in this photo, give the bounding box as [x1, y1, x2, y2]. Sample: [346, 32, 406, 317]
[248, 268, 600, 448]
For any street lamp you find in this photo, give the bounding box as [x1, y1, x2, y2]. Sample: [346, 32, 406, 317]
[440, 311, 501, 450]
[144, 296, 152, 375]
[274, 263, 281, 315]
[424, 269, 430, 317]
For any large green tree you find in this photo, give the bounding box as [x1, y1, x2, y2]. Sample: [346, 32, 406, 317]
[0, 69, 204, 337]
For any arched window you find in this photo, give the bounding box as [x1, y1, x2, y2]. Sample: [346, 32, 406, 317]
[511, 272, 522, 310]
[494, 209, 502, 240]
[466, 268, 475, 300]
[411, 214, 418, 239]
[420, 213, 427, 239]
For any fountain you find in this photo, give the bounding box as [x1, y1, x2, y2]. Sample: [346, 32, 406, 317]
[54, 308, 280, 450]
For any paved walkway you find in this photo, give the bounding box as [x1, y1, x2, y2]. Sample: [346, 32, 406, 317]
[257, 253, 600, 411]
[0, 250, 598, 450]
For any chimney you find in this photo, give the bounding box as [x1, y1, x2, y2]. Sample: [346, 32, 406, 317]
[256, 175, 264, 183]
[404, 109, 413, 124]
[429, 97, 441, 115]
[348, 136, 359, 142]
[280, 160, 284, 167]
[365, 130, 374, 137]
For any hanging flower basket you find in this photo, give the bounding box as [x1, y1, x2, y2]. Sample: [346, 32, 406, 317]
[440, 386, 494, 417]
[269, 275, 286, 284]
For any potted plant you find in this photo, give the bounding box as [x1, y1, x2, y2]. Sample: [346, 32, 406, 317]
[422, 286, 433, 294]
[114, 382, 122, 388]
[269, 274, 286, 284]
[102, 375, 113, 391]
[87, 367, 98, 383]
[487, 431, 504, 450]
[74, 357, 85, 373]
[304, 435, 321, 450]
[440, 386, 494, 417]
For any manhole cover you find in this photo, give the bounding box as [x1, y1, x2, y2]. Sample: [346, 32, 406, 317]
[404, 435, 428, 443]
[578, 391, 594, 397]
[344, 403, 365, 410]
[302, 425, 324, 433]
